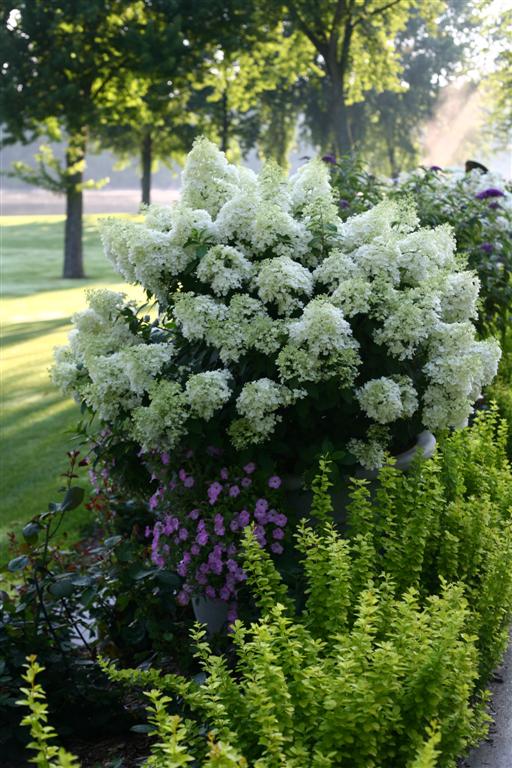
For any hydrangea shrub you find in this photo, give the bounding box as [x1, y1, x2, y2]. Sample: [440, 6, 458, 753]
[330, 158, 512, 338]
[53, 139, 500, 472]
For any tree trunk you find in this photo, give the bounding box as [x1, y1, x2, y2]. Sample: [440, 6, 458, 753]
[141, 130, 152, 206]
[327, 20, 353, 157]
[331, 83, 351, 157]
[63, 135, 86, 279]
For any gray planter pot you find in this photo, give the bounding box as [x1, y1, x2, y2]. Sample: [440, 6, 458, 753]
[192, 595, 229, 635]
[284, 431, 436, 526]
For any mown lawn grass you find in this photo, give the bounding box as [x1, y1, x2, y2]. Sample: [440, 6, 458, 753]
[0, 214, 142, 563]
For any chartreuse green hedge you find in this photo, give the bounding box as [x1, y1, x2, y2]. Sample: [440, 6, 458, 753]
[18, 408, 512, 767]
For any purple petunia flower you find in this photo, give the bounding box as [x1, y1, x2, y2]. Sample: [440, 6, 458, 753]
[163, 516, 179, 536]
[144, 526, 152, 538]
[149, 492, 160, 511]
[271, 542, 284, 555]
[255, 498, 269, 515]
[177, 590, 190, 606]
[274, 513, 288, 527]
[208, 481, 223, 505]
[481, 242, 494, 253]
[220, 467, 229, 480]
[475, 188, 505, 199]
[230, 519, 239, 532]
[273, 527, 285, 540]
[196, 530, 209, 546]
[322, 153, 337, 164]
[205, 585, 216, 600]
[161, 452, 170, 465]
[241, 477, 252, 488]
[178, 527, 189, 541]
[238, 509, 250, 527]
[227, 603, 238, 624]
[188, 508, 200, 520]
[184, 475, 195, 488]
[214, 513, 225, 536]
[268, 475, 282, 489]
[339, 199, 350, 209]
[255, 508, 269, 525]
[220, 586, 231, 602]
[229, 485, 241, 498]
[243, 462, 256, 475]
[191, 544, 200, 556]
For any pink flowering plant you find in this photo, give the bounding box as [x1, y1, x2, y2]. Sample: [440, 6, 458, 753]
[143, 451, 287, 614]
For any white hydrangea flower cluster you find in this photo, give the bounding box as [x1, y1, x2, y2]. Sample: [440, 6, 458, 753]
[52, 139, 501, 468]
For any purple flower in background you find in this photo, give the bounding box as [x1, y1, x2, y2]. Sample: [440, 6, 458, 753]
[191, 544, 200, 555]
[475, 188, 505, 199]
[208, 481, 223, 505]
[271, 542, 284, 555]
[268, 475, 282, 489]
[255, 498, 269, 515]
[255, 507, 269, 525]
[178, 527, 189, 541]
[220, 586, 231, 602]
[243, 462, 256, 474]
[168, 480, 177, 491]
[273, 527, 285, 540]
[241, 477, 252, 488]
[339, 199, 350, 209]
[149, 492, 160, 510]
[163, 516, 179, 535]
[214, 513, 225, 536]
[184, 475, 195, 488]
[144, 526, 152, 538]
[254, 525, 266, 546]
[230, 519, 239, 532]
[177, 560, 188, 576]
[177, 590, 190, 606]
[161, 452, 170, 465]
[274, 513, 288, 527]
[227, 543, 237, 557]
[227, 603, 238, 624]
[238, 509, 250, 527]
[229, 485, 240, 498]
[178, 468, 187, 481]
[322, 153, 337, 164]
[429, 165, 443, 172]
[188, 508, 200, 520]
[481, 243, 494, 254]
[205, 586, 216, 599]
[196, 530, 209, 546]
[220, 467, 229, 480]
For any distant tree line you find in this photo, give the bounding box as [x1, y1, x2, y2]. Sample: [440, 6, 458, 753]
[0, 0, 504, 277]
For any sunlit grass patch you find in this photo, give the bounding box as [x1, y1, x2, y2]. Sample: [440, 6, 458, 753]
[0, 214, 143, 562]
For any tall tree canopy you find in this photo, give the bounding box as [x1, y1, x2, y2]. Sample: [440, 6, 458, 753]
[0, 0, 185, 277]
[274, 0, 444, 154]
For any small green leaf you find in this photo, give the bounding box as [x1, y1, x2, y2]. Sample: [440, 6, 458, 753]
[22, 522, 41, 541]
[60, 486, 85, 511]
[8, 556, 29, 572]
[48, 578, 75, 598]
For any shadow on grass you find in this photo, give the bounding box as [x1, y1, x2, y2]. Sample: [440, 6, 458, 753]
[2, 220, 119, 297]
[1, 318, 71, 348]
